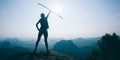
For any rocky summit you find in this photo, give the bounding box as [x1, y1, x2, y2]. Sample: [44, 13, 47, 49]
[7, 50, 78, 60]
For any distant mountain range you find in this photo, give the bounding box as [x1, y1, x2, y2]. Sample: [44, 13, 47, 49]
[53, 40, 81, 59]
[72, 37, 100, 47]
[52, 37, 101, 60]
[0, 37, 101, 60]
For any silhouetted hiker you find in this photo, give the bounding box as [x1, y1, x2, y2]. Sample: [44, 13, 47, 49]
[34, 12, 51, 54]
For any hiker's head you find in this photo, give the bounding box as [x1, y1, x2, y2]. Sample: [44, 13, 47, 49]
[41, 13, 45, 18]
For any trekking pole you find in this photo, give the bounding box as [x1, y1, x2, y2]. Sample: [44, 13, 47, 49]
[38, 3, 63, 19]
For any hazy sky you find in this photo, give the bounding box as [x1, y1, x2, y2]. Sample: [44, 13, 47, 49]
[0, 0, 120, 39]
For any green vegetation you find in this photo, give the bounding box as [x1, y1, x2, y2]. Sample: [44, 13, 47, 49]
[87, 33, 120, 60]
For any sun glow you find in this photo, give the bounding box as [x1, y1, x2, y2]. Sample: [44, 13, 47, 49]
[51, 4, 63, 14]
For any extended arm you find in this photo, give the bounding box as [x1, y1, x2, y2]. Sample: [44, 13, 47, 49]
[36, 20, 40, 31]
[46, 11, 51, 19]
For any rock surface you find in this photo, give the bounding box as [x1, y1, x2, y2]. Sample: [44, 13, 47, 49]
[7, 50, 78, 60]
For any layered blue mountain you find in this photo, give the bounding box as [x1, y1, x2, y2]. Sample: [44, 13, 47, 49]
[53, 40, 81, 59]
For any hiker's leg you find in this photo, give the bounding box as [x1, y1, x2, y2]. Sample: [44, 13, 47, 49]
[43, 30, 49, 52]
[34, 31, 42, 53]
